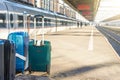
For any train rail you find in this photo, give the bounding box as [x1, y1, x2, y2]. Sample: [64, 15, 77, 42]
[96, 26, 120, 56]
[103, 26, 120, 36]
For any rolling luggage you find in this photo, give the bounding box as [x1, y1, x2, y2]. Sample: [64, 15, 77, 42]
[29, 40, 51, 74]
[8, 32, 29, 72]
[28, 16, 51, 74]
[0, 39, 15, 80]
[0, 40, 4, 80]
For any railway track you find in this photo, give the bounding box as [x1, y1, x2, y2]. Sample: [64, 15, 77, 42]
[96, 26, 120, 56]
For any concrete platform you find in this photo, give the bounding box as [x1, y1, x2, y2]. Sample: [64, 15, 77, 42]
[44, 26, 120, 80]
[15, 26, 120, 80]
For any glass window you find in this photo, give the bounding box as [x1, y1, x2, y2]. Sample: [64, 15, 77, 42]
[50, 0, 53, 11]
[45, 0, 50, 10]
[44, 18, 51, 27]
[41, 0, 45, 9]
[48, 19, 51, 26]
[0, 13, 6, 28]
[18, 15, 23, 28]
[44, 18, 47, 26]
[30, 17, 34, 28]
[51, 19, 54, 26]
[10, 14, 14, 28]
[36, 17, 42, 27]
[27, 16, 34, 28]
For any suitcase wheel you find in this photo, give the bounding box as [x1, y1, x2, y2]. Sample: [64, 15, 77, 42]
[46, 64, 50, 75]
[28, 66, 32, 74]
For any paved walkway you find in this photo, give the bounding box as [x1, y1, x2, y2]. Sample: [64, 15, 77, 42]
[45, 26, 120, 80]
[15, 26, 120, 80]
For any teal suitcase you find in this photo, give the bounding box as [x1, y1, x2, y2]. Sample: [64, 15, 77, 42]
[28, 39, 51, 74]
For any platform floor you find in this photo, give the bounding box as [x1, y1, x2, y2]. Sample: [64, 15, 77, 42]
[15, 26, 120, 80]
[44, 26, 120, 80]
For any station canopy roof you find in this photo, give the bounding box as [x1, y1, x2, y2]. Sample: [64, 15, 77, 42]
[64, 0, 101, 21]
[64, 0, 120, 22]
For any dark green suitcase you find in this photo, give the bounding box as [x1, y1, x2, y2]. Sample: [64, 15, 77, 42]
[28, 39, 51, 74]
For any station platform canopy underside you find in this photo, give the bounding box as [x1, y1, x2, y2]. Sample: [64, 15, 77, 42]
[64, 0, 101, 21]
[64, 0, 120, 22]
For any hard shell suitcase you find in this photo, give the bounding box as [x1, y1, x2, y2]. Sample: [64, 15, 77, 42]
[8, 32, 29, 72]
[29, 16, 51, 74]
[0, 40, 4, 80]
[29, 40, 51, 74]
[0, 39, 15, 80]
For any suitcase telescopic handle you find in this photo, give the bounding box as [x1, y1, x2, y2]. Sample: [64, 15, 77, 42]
[23, 11, 27, 33]
[34, 16, 36, 45]
[34, 15, 44, 45]
[41, 16, 44, 45]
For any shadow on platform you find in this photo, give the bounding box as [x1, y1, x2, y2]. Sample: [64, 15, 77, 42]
[52, 62, 120, 79]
